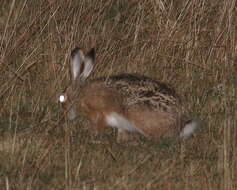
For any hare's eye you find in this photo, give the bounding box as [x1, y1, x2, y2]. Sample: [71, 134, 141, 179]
[59, 94, 66, 103]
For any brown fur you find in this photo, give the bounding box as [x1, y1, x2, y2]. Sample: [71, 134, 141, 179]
[60, 48, 190, 142]
[64, 78, 184, 140]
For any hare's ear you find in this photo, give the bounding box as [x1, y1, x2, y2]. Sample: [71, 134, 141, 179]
[70, 47, 95, 83]
[81, 48, 95, 80]
[70, 47, 85, 82]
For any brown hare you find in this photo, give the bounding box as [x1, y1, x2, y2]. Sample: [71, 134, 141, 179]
[59, 47, 199, 142]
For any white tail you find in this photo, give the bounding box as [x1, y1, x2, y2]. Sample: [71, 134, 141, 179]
[179, 120, 200, 139]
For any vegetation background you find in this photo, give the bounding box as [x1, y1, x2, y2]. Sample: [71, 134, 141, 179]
[0, 0, 236, 189]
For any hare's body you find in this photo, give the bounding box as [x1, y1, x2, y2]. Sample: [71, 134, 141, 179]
[59, 47, 198, 142]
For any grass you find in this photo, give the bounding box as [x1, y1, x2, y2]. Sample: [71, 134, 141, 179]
[0, 0, 236, 189]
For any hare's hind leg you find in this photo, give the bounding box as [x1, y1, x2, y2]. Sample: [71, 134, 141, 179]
[127, 106, 179, 139]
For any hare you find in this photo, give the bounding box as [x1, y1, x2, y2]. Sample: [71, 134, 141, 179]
[59, 47, 199, 142]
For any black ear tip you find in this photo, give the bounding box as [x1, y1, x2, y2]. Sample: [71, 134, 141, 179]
[71, 47, 81, 57]
[87, 48, 96, 59]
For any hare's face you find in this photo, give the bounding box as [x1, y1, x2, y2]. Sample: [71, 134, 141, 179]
[59, 86, 77, 120]
[59, 47, 96, 120]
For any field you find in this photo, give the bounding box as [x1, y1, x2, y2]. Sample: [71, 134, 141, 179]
[0, 0, 236, 189]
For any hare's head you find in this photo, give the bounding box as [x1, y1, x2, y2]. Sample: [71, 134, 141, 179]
[59, 47, 96, 120]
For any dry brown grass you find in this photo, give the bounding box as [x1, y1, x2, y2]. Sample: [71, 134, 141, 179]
[0, 0, 236, 189]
